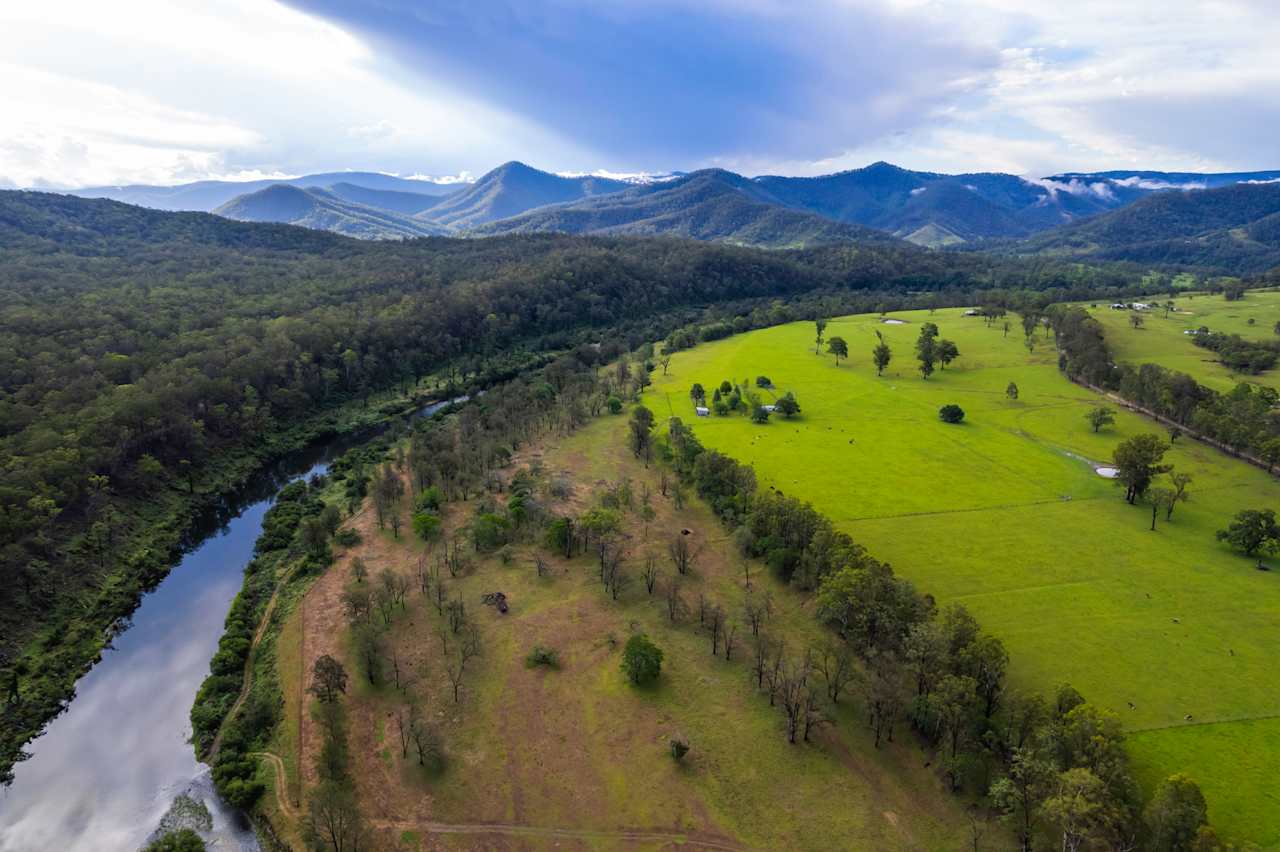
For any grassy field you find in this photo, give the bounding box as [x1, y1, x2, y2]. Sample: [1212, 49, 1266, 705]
[276, 416, 987, 850]
[649, 308, 1280, 846]
[1081, 289, 1280, 392]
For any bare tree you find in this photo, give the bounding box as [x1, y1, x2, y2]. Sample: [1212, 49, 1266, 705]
[778, 654, 813, 744]
[432, 570, 447, 616]
[744, 592, 766, 637]
[447, 597, 467, 634]
[445, 655, 466, 703]
[802, 682, 827, 742]
[407, 700, 442, 768]
[395, 705, 410, 758]
[751, 633, 776, 690]
[305, 781, 366, 852]
[374, 582, 396, 625]
[605, 559, 629, 601]
[864, 650, 903, 748]
[388, 645, 403, 691]
[642, 553, 658, 594]
[723, 620, 739, 662]
[664, 577, 685, 624]
[392, 572, 410, 606]
[764, 641, 786, 707]
[816, 642, 858, 704]
[416, 555, 430, 596]
[668, 534, 700, 575]
[708, 604, 725, 655]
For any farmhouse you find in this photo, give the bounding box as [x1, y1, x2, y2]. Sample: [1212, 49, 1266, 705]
[695, 405, 710, 417]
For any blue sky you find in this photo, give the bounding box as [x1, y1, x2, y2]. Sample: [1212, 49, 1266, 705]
[1, 0, 1276, 187]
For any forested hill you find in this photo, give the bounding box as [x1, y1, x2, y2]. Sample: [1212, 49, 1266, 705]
[1006, 181, 1280, 273]
[468, 169, 901, 249]
[0, 189, 1141, 784]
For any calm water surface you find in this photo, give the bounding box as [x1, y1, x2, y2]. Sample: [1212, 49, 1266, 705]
[0, 398, 459, 851]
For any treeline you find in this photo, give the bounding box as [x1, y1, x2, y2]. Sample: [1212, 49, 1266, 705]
[1190, 331, 1279, 375]
[661, 418, 1218, 850]
[1053, 306, 1280, 467]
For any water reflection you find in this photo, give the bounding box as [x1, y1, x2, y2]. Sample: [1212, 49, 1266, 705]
[0, 450, 353, 850]
[0, 398, 458, 851]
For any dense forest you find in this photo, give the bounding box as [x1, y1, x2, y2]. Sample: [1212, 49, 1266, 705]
[0, 190, 1145, 782]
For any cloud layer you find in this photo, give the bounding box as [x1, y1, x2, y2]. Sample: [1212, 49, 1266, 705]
[1, 0, 1277, 186]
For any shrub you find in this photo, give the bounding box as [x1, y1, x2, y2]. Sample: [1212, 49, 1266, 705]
[621, 634, 663, 685]
[670, 736, 690, 761]
[755, 376, 772, 388]
[334, 528, 361, 547]
[526, 645, 560, 668]
[939, 404, 965, 424]
[607, 395, 623, 414]
[412, 511, 442, 542]
[414, 486, 444, 513]
[144, 829, 206, 851]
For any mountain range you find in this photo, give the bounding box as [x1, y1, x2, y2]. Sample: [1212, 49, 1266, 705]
[67, 160, 1280, 272]
[1003, 181, 1280, 273]
[72, 171, 460, 212]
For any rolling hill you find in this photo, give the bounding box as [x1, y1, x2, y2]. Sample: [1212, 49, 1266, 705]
[1010, 181, 1280, 272]
[213, 184, 446, 239]
[468, 169, 899, 247]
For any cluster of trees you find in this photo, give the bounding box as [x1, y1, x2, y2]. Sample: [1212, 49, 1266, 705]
[822, 319, 964, 379]
[656, 415, 1221, 849]
[914, 322, 961, 379]
[1190, 330, 1280, 375]
[690, 380, 799, 421]
[1053, 306, 1280, 469]
[302, 655, 369, 851]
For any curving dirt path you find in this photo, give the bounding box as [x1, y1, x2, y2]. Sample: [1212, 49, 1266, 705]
[205, 560, 300, 762]
[252, 751, 299, 820]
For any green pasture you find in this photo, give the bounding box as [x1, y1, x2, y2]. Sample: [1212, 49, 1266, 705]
[1081, 289, 1280, 392]
[650, 307, 1280, 846]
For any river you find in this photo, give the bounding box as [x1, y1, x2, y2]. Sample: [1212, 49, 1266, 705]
[0, 398, 458, 851]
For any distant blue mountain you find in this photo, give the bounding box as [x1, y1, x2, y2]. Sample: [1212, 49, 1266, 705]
[213, 184, 446, 239]
[72, 171, 460, 212]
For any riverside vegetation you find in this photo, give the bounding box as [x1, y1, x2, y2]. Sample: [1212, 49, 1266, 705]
[0, 189, 1154, 784]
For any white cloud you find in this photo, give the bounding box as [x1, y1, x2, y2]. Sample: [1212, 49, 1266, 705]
[761, 1, 1280, 177]
[1, 0, 1276, 184]
[0, 0, 594, 187]
[405, 171, 475, 184]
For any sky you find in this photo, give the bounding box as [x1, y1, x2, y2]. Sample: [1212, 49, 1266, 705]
[1, 0, 1276, 188]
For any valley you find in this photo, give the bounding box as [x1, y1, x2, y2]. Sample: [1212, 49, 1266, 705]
[649, 305, 1280, 845]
